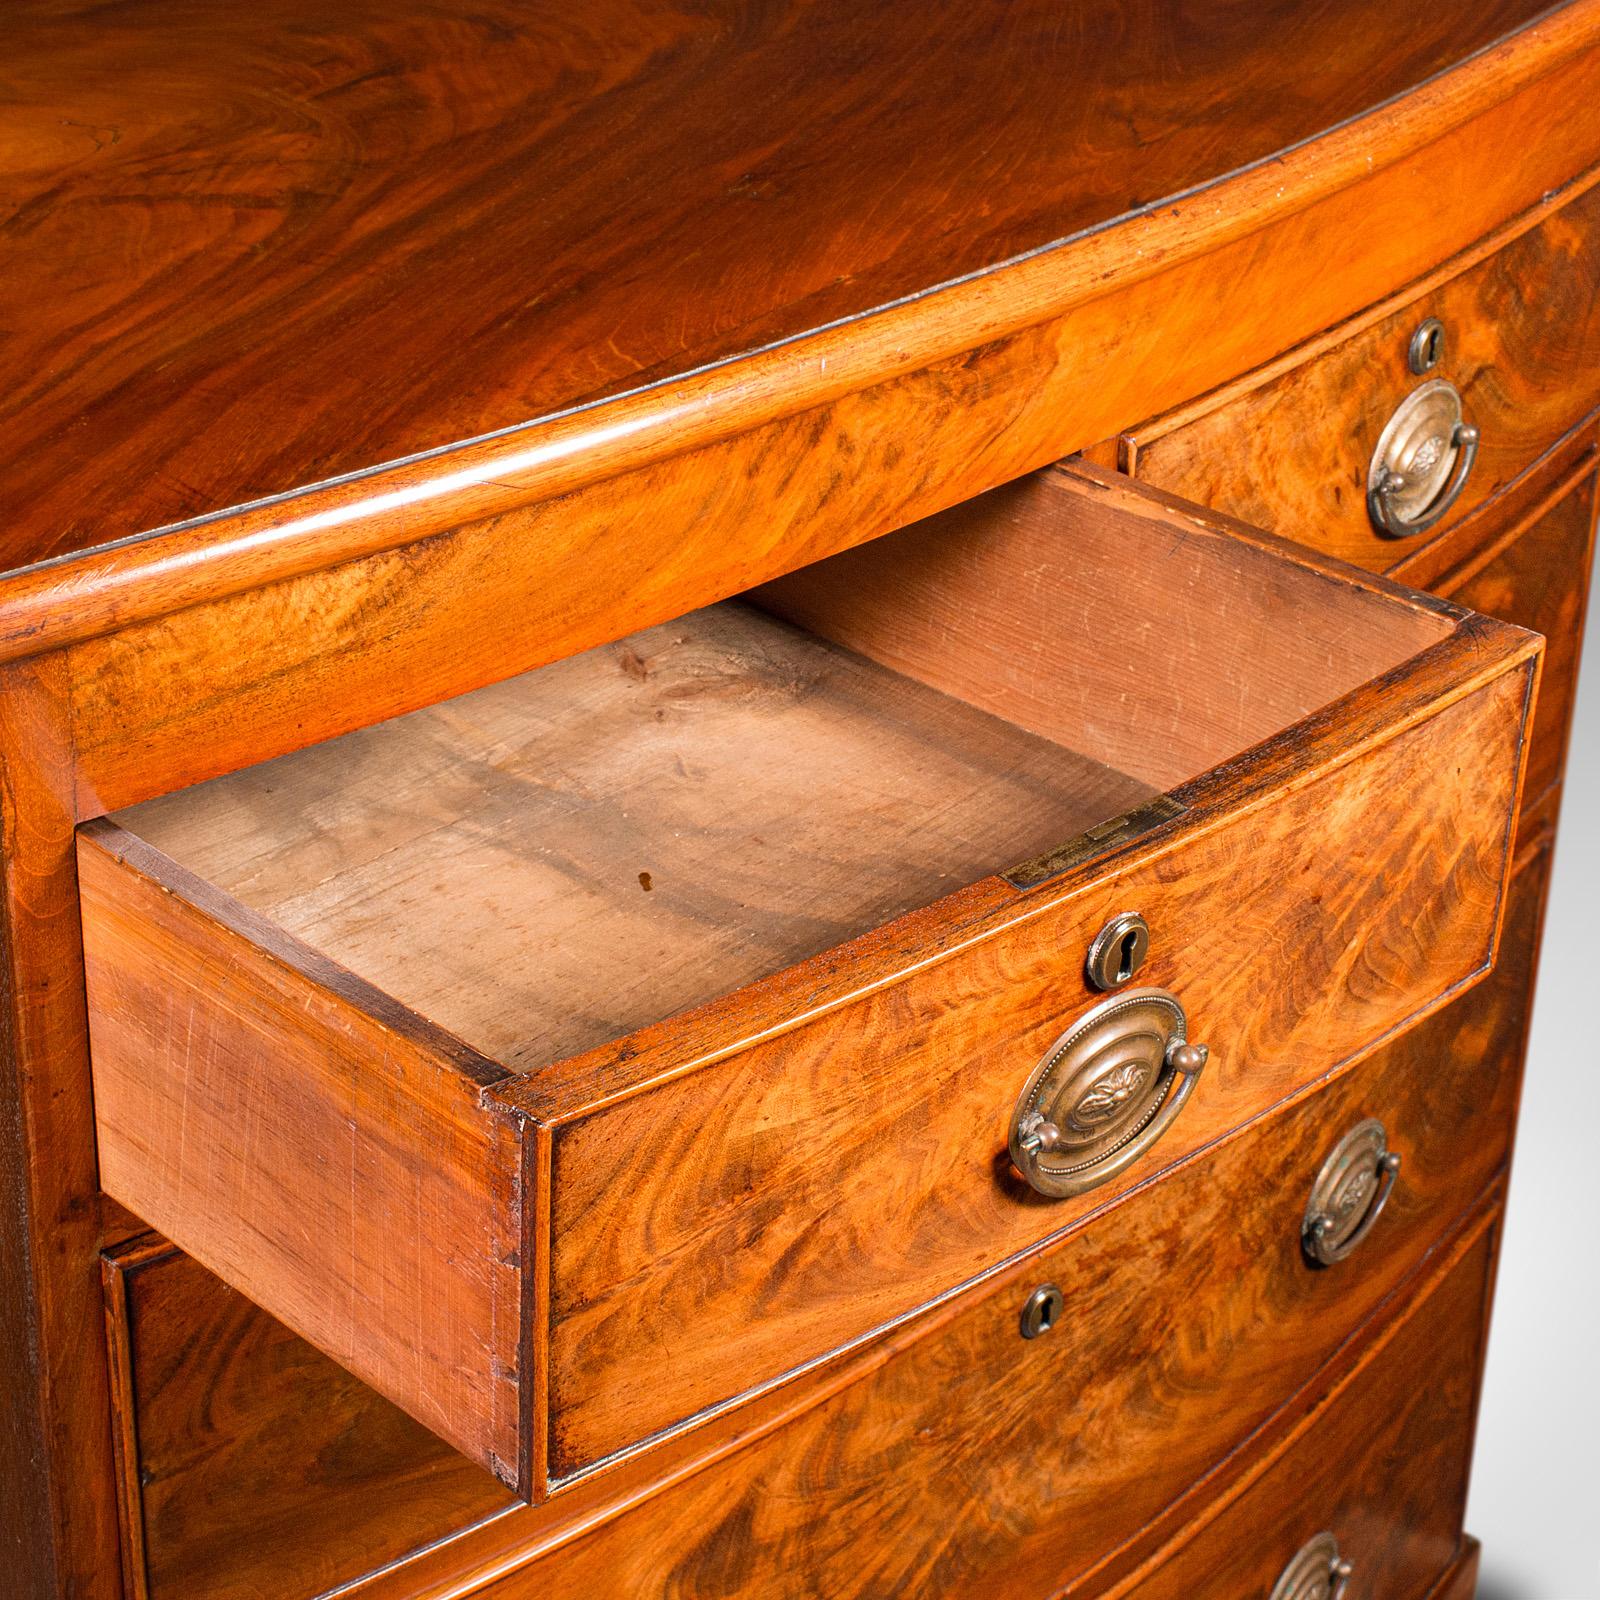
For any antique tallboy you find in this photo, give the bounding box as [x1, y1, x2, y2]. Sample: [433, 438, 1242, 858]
[3, 5, 1598, 1597]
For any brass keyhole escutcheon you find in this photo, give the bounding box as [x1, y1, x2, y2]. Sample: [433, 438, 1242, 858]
[1019, 1283, 1064, 1340]
[1009, 988, 1208, 1200]
[1085, 911, 1150, 991]
[1408, 315, 1446, 374]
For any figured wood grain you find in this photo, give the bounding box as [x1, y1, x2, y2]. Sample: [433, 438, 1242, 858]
[756, 463, 1450, 789]
[0, 660, 123, 1600]
[5, 22, 1597, 700]
[77, 826, 530, 1490]
[89, 833, 1555, 1600]
[1107, 1222, 1497, 1600]
[393, 1182, 1505, 1599]
[81, 561, 1535, 1495]
[1121, 180, 1600, 571]
[1426, 1538, 1483, 1600]
[109, 600, 1157, 1071]
[535, 658, 1531, 1478]
[100, 1238, 512, 1600]
[0, 0, 1576, 574]
[1422, 466, 1599, 816]
[140, 851, 1561, 1600]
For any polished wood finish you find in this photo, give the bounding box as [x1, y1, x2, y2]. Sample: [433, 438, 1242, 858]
[353, 1198, 1505, 1600]
[1119, 182, 1600, 571]
[1426, 1537, 1484, 1600]
[1110, 1215, 1496, 1600]
[77, 464, 1535, 1492]
[0, 0, 1575, 573]
[1422, 462, 1600, 818]
[0, 7, 1595, 1595]
[0, 660, 122, 1598]
[100, 1238, 511, 1600]
[104, 842, 1551, 1600]
[3, 11, 1599, 694]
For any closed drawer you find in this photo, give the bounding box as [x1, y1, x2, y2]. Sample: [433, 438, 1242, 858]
[1409, 459, 1599, 818]
[389, 909, 1526, 1600]
[1119, 183, 1600, 571]
[1122, 1213, 1496, 1600]
[78, 462, 1536, 1498]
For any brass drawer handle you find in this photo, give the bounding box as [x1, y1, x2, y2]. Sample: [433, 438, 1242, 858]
[1269, 1532, 1353, 1600]
[1366, 378, 1479, 538]
[1009, 988, 1208, 1200]
[1302, 1117, 1401, 1268]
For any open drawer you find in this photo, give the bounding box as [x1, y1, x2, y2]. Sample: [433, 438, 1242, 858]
[77, 462, 1537, 1499]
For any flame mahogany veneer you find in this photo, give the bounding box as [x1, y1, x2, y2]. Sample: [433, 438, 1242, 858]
[1, 5, 1596, 1598]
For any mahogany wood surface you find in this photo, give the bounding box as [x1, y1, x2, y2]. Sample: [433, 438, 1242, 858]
[533, 654, 1530, 1482]
[84, 825, 1548, 1600]
[5, 9, 1600, 684]
[359, 1196, 1506, 1600]
[0, 660, 122, 1598]
[1119, 181, 1600, 570]
[78, 499, 1536, 1492]
[1, 6, 1597, 1595]
[0, 0, 1574, 573]
[96, 828, 1555, 1600]
[1101, 1216, 1497, 1600]
[1426, 1538, 1484, 1600]
[100, 1239, 512, 1600]
[1423, 463, 1600, 818]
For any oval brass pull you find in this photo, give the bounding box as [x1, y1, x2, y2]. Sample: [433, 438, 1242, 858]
[1367, 378, 1479, 538]
[1269, 1532, 1352, 1600]
[1303, 1118, 1401, 1267]
[1009, 988, 1208, 1200]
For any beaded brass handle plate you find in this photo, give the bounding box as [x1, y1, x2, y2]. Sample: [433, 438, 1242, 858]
[1009, 988, 1209, 1199]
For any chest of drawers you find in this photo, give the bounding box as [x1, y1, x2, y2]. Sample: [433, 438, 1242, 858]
[3, 5, 1597, 1598]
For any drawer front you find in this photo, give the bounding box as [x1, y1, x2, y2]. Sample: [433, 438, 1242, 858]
[451, 952, 1527, 1600]
[100, 1240, 512, 1600]
[1121, 1217, 1496, 1600]
[1120, 183, 1600, 572]
[537, 659, 1527, 1478]
[80, 466, 1538, 1494]
[1418, 464, 1599, 818]
[92, 841, 1553, 1600]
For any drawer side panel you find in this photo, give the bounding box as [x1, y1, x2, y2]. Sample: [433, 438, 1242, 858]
[78, 828, 528, 1490]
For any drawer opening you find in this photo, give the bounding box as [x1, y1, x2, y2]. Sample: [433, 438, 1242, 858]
[84, 459, 1526, 1497]
[108, 463, 1452, 1077]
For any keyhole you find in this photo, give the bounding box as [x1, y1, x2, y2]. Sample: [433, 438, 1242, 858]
[1408, 317, 1446, 375]
[1020, 1283, 1065, 1339]
[1086, 912, 1150, 990]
